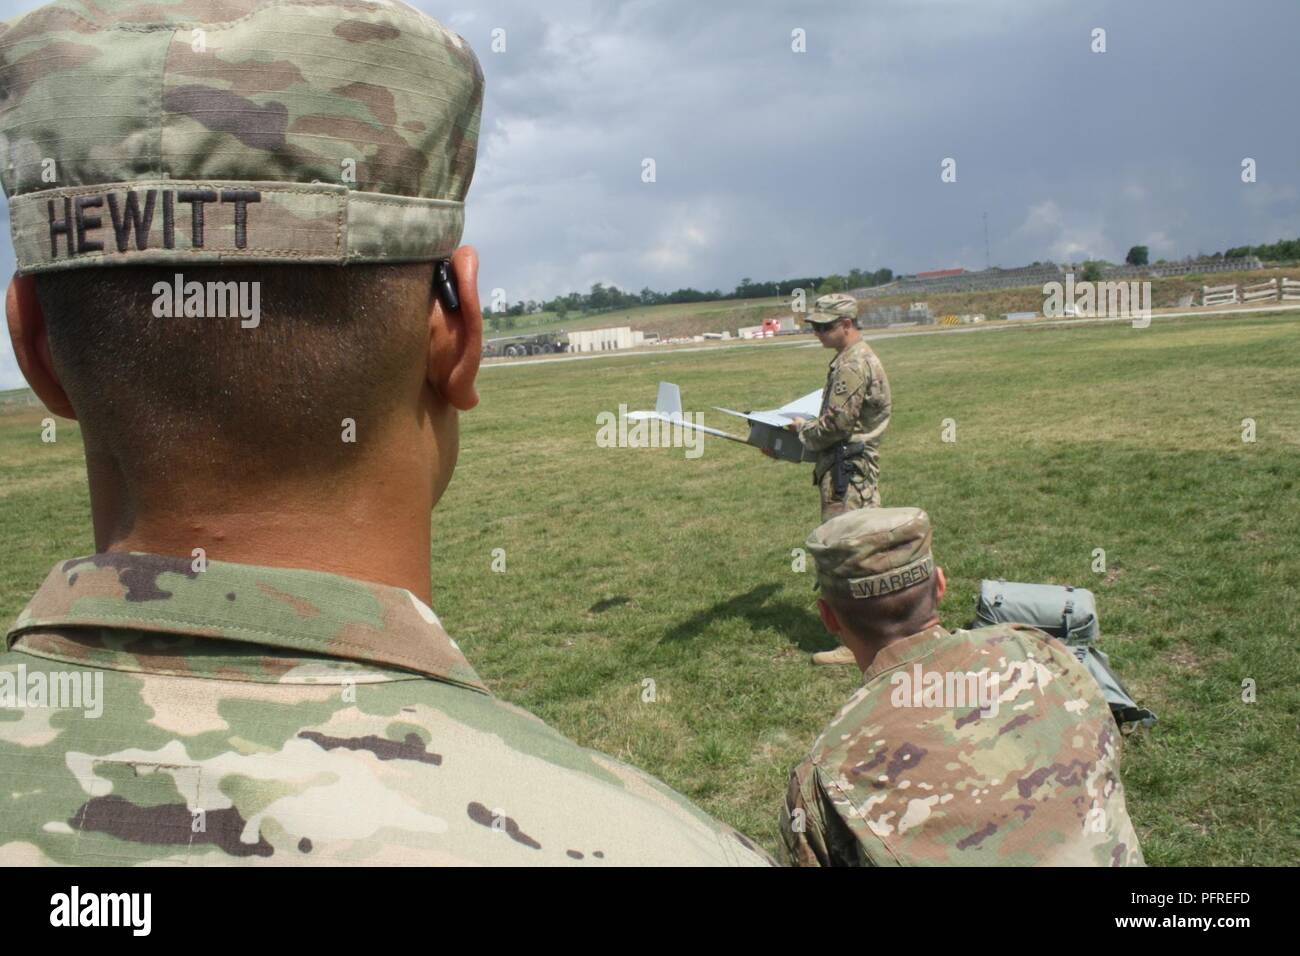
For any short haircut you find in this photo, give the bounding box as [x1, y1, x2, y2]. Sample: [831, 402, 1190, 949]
[35, 262, 433, 479]
[826, 573, 939, 639]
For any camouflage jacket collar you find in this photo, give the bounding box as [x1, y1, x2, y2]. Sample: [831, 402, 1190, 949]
[6, 553, 489, 695]
[863, 624, 951, 681]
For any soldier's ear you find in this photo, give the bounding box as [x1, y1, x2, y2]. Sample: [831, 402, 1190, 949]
[5, 273, 77, 420]
[427, 245, 482, 411]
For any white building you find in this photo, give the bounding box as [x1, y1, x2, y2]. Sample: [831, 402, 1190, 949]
[566, 326, 646, 352]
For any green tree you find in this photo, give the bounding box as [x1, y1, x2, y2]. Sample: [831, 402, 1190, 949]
[816, 274, 846, 295]
[1125, 245, 1149, 266]
[1081, 260, 1104, 282]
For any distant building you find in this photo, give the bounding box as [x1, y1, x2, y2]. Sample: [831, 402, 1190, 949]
[565, 326, 646, 352]
[914, 268, 966, 280]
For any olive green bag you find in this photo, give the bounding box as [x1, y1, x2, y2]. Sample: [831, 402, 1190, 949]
[974, 581, 1156, 729]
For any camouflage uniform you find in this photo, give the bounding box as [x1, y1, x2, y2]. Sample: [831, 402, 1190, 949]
[797, 296, 891, 520]
[0, 1, 774, 866]
[0, 0, 482, 273]
[0, 554, 772, 865]
[782, 509, 1144, 866]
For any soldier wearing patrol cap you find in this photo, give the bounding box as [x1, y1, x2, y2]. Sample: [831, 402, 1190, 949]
[781, 508, 1145, 866]
[787, 293, 891, 522]
[787, 292, 892, 665]
[0, 0, 771, 867]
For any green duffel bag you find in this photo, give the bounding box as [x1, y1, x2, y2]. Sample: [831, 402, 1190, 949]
[974, 580, 1157, 729]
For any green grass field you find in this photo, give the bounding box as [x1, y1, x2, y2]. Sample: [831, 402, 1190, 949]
[2, 312, 1298, 864]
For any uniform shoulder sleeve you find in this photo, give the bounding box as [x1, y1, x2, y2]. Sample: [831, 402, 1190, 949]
[798, 353, 870, 451]
[782, 753, 894, 866]
[781, 761, 828, 865]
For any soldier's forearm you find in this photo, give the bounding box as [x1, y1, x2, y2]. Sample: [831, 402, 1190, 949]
[800, 413, 854, 450]
[798, 425, 839, 451]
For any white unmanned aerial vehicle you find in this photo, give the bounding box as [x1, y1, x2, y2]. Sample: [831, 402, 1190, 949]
[626, 382, 822, 463]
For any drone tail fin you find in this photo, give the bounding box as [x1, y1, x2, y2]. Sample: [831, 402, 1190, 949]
[655, 382, 683, 420]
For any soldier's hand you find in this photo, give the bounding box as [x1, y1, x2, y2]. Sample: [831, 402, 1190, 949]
[786, 416, 807, 431]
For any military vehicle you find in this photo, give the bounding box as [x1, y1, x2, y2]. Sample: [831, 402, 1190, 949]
[481, 332, 570, 359]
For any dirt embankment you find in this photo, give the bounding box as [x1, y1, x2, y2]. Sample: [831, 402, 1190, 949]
[622, 302, 790, 339]
[513, 266, 1300, 343]
[854, 267, 1300, 319]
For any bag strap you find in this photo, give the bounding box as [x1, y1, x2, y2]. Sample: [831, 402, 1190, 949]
[1113, 704, 1158, 727]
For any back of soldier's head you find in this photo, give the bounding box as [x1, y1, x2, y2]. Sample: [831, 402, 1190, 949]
[807, 507, 938, 636]
[35, 262, 437, 477]
[1, 0, 483, 479]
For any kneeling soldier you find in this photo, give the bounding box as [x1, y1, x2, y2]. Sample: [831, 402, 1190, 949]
[781, 508, 1145, 866]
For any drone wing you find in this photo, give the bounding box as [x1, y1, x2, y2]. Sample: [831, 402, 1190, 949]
[625, 382, 748, 443]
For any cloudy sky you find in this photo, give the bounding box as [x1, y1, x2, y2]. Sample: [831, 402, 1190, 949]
[1, 0, 1298, 387]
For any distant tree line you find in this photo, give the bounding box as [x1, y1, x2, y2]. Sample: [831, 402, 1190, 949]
[489, 237, 1300, 330]
[1060, 238, 1300, 281]
[1217, 236, 1300, 262]
[487, 267, 895, 328]
[732, 267, 894, 299]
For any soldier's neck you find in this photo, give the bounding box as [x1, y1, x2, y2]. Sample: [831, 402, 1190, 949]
[82, 441, 441, 604]
[853, 615, 942, 670]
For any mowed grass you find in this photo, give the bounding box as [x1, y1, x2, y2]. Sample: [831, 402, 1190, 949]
[2, 313, 1298, 864]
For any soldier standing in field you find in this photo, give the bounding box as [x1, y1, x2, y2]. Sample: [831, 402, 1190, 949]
[0, 0, 771, 867]
[788, 293, 892, 521]
[780, 508, 1145, 866]
[787, 292, 891, 665]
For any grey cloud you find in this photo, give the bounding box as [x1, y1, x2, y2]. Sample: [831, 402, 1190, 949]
[0, 0, 1297, 386]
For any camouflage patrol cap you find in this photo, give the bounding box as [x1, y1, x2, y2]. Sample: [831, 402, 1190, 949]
[806, 507, 934, 599]
[0, 0, 483, 274]
[805, 292, 858, 326]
